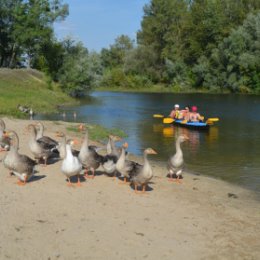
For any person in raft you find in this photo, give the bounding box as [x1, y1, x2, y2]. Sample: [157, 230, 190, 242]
[182, 106, 190, 121]
[169, 104, 180, 119]
[189, 106, 202, 122]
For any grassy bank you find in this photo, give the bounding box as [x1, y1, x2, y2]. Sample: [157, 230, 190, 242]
[0, 68, 78, 117]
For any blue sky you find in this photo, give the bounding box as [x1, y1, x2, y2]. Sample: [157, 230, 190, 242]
[54, 0, 149, 52]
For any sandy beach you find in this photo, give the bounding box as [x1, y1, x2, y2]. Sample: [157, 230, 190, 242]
[0, 117, 259, 260]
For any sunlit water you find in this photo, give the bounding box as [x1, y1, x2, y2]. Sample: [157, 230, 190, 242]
[36, 92, 260, 194]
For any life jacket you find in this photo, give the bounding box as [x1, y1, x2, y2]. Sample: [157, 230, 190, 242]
[175, 110, 180, 119]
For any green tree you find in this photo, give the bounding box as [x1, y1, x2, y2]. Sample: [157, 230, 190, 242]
[32, 39, 65, 81]
[101, 35, 134, 68]
[193, 12, 260, 93]
[57, 38, 103, 97]
[137, 0, 189, 67]
[12, 0, 68, 68]
[124, 45, 161, 82]
[183, 0, 260, 64]
[0, 0, 23, 67]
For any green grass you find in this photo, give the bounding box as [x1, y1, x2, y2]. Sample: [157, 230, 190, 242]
[0, 68, 78, 117]
[66, 124, 127, 142]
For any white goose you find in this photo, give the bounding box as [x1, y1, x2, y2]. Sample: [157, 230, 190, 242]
[167, 135, 189, 183]
[61, 139, 83, 186]
[57, 134, 80, 160]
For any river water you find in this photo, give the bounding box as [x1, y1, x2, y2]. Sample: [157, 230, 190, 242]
[36, 91, 260, 194]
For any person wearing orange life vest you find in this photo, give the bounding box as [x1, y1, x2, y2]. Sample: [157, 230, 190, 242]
[181, 106, 190, 121]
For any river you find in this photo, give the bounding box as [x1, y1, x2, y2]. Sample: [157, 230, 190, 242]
[36, 91, 260, 194]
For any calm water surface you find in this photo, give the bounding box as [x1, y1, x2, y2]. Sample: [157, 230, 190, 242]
[36, 92, 260, 194]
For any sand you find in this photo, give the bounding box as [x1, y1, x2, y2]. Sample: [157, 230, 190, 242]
[0, 117, 259, 260]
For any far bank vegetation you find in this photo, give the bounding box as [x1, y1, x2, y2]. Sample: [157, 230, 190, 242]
[0, 0, 260, 95]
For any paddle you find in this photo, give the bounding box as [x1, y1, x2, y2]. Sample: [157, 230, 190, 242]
[206, 118, 219, 124]
[163, 118, 174, 124]
[153, 114, 164, 118]
[207, 118, 219, 122]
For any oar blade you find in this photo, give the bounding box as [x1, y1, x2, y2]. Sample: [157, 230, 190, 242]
[153, 114, 164, 118]
[207, 118, 219, 123]
[163, 118, 174, 124]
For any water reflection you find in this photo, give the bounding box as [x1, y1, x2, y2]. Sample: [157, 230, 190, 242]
[155, 124, 219, 156]
[162, 126, 174, 138]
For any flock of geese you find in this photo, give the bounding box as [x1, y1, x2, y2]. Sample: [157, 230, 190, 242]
[0, 118, 189, 194]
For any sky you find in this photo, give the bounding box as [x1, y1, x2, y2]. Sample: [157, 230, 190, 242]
[54, 0, 150, 52]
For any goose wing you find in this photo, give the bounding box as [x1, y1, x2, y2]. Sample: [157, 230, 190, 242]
[37, 136, 58, 149]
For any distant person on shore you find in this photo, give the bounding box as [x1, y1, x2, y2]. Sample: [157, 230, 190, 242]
[62, 112, 66, 120]
[189, 106, 202, 122]
[73, 111, 77, 121]
[169, 104, 180, 119]
[29, 108, 34, 120]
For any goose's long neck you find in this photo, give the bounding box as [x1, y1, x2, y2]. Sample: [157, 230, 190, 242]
[29, 127, 37, 142]
[65, 144, 73, 160]
[0, 129, 3, 139]
[143, 151, 149, 166]
[176, 139, 183, 156]
[143, 151, 153, 178]
[110, 138, 117, 154]
[0, 120, 6, 132]
[116, 147, 126, 170]
[36, 124, 44, 139]
[118, 147, 126, 162]
[11, 133, 19, 152]
[107, 137, 112, 154]
[59, 136, 67, 159]
[80, 131, 89, 154]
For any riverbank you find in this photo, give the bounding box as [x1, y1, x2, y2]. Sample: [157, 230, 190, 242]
[95, 85, 232, 94]
[0, 68, 78, 117]
[0, 117, 259, 260]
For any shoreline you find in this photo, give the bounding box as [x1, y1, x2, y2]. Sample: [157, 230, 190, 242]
[0, 117, 259, 259]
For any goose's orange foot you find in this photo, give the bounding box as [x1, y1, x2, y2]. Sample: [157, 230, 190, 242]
[66, 178, 74, 187]
[119, 178, 128, 185]
[134, 185, 148, 195]
[76, 178, 82, 187]
[84, 170, 92, 179]
[175, 179, 183, 184]
[17, 180, 26, 186]
[85, 174, 94, 179]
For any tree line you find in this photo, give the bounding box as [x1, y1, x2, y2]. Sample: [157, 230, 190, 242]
[1, 0, 260, 96]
